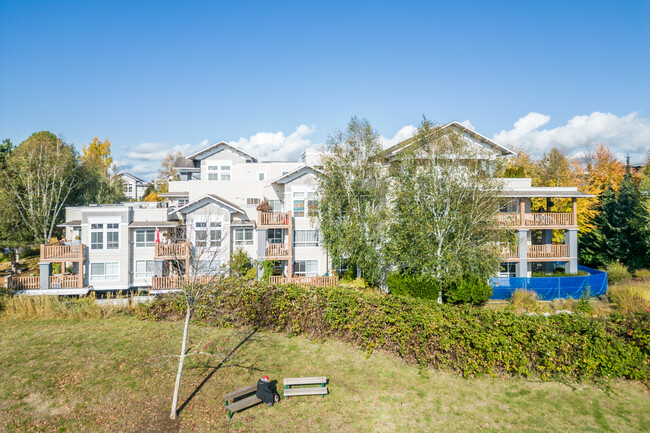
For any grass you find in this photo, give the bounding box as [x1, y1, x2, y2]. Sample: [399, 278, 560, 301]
[0, 316, 648, 432]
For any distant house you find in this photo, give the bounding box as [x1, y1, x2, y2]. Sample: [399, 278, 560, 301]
[118, 172, 147, 201]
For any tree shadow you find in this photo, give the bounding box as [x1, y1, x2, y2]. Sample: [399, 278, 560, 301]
[176, 328, 257, 416]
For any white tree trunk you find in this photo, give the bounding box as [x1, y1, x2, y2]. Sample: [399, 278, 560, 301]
[170, 305, 191, 420]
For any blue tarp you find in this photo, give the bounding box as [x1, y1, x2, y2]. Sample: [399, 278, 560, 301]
[489, 266, 607, 301]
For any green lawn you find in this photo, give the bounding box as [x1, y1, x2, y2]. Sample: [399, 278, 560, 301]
[0, 316, 648, 432]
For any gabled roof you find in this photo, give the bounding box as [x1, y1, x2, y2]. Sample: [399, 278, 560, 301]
[383, 121, 514, 158]
[118, 172, 145, 183]
[270, 165, 322, 184]
[171, 194, 245, 216]
[187, 141, 259, 162]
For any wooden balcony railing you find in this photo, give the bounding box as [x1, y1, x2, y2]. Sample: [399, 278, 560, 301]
[265, 243, 290, 257]
[7, 276, 40, 290]
[151, 275, 218, 290]
[49, 275, 83, 289]
[527, 244, 570, 258]
[499, 245, 519, 259]
[269, 276, 339, 287]
[40, 244, 84, 261]
[258, 211, 292, 226]
[154, 242, 190, 259]
[497, 212, 576, 228]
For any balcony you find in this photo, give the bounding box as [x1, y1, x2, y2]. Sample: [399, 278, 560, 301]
[40, 244, 85, 262]
[151, 275, 218, 290]
[265, 243, 291, 258]
[49, 274, 83, 288]
[258, 211, 292, 227]
[500, 244, 571, 261]
[497, 212, 576, 228]
[269, 275, 339, 287]
[154, 242, 191, 260]
[7, 276, 40, 290]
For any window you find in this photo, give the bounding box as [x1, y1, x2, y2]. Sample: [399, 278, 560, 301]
[107, 223, 119, 249]
[269, 200, 283, 212]
[246, 198, 261, 208]
[90, 223, 119, 250]
[293, 192, 305, 217]
[220, 165, 231, 181]
[307, 192, 318, 217]
[178, 199, 188, 207]
[499, 262, 517, 278]
[135, 230, 155, 248]
[499, 199, 518, 213]
[90, 262, 119, 281]
[197, 259, 222, 275]
[234, 227, 254, 246]
[195, 221, 221, 248]
[135, 260, 159, 279]
[123, 183, 133, 193]
[206, 163, 231, 181]
[258, 172, 265, 181]
[294, 260, 318, 277]
[267, 229, 283, 244]
[195, 222, 207, 247]
[294, 230, 319, 247]
[91, 224, 104, 249]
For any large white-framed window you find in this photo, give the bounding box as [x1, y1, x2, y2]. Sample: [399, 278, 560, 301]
[294, 260, 318, 277]
[294, 230, 319, 247]
[246, 198, 261, 208]
[135, 230, 156, 248]
[90, 223, 120, 250]
[293, 192, 305, 217]
[306, 192, 318, 217]
[134, 260, 159, 279]
[233, 227, 254, 246]
[293, 191, 317, 218]
[194, 220, 222, 248]
[269, 200, 283, 212]
[196, 259, 222, 275]
[206, 162, 232, 181]
[90, 262, 119, 281]
[267, 228, 283, 244]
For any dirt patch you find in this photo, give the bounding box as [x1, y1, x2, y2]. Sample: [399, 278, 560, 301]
[135, 409, 181, 433]
[23, 392, 71, 418]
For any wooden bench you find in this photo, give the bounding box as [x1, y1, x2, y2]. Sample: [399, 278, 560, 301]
[283, 376, 328, 399]
[224, 384, 261, 419]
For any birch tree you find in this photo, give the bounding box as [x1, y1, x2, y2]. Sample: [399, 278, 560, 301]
[1, 131, 80, 243]
[317, 117, 389, 285]
[387, 119, 504, 298]
[164, 216, 226, 420]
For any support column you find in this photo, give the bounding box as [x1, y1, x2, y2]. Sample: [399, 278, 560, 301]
[565, 229, 578, 274]
[39, 262, 51, 290]
[516, 229, 528, 278]
[542, 229, 553, 273]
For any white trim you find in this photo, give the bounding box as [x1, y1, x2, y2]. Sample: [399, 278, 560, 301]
[187, 141, 259, 162]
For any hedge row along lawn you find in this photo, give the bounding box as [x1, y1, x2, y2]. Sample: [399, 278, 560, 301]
[138, 279, 650, 383]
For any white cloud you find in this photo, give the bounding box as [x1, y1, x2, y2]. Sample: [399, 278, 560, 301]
[380, 125, 417, 148]
[117, 139, 209, 180]
[494, 111, 650, 163]
[229, 124, 318, 161]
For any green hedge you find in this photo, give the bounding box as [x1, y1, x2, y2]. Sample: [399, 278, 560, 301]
[386, 272, 440, 300]
[139, 281, 650, 382]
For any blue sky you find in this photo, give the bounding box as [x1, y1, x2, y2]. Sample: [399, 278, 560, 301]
[1, 0, 648, 179]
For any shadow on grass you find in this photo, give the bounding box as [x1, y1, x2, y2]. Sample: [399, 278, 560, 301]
[176, 328, 258, 416]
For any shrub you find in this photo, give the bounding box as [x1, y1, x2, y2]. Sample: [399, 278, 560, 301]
[634, 269, 650, 281]
[509, 289, 539, 313]
[609, 283, 650, 314]
[139, 280, 650, 382]
[606, 262, 631, 284]
[386, 272, 440, 301]
[229, 248, 252, 277]
[575, 288, 593, 315]
[443, 275, 492, 305]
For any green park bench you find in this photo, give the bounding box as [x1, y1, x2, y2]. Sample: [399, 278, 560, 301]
[283, 376, 328, 399]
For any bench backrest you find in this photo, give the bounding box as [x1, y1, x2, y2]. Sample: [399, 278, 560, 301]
[283, 376, 327, 386]
[224, 384, 256, 402]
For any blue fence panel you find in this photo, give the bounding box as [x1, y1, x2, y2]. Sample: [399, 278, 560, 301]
[489, 266, 607, 301]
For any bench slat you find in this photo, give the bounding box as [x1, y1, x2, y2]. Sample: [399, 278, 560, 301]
[283, 376, 327, 386]
[224, 384, 256, 402]
[284, 387, 328, 397]
[226, 395, 261, 412]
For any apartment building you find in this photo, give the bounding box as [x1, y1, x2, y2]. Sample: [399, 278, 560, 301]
[10, 122, 591, 292]
[118, 172, 147, 201]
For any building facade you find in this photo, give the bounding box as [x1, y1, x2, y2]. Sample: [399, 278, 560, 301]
[118, 172, 147, 201]
[11, 122, 591, 292]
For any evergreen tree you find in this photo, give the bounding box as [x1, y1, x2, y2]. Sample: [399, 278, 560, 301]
[579, 187, 616, 268]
